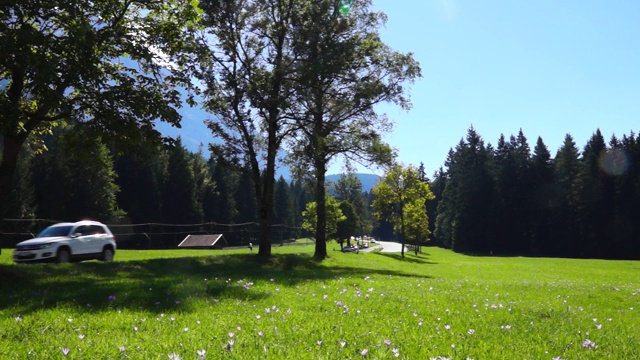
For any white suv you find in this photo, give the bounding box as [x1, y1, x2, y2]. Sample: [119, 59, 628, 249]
[13, 220, 117, 263]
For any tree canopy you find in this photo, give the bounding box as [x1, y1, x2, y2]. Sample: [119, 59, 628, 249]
[372, 164, 434, 257]
[284, 0, 421, 259]
[0, 0, 205, 219]
[301, 196, 346, 239]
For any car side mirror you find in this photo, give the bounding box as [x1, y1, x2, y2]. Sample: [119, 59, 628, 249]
[72, 233, 82, 238]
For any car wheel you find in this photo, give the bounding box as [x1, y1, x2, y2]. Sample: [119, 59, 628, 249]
[101, 248, 114, 262]
[57, 248, 71, 263]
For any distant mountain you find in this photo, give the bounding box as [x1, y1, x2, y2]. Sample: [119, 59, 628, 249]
[326, 173, 381, 192]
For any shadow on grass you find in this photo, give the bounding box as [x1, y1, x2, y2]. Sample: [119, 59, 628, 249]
[372, 252, 438, 264]
[0, 253, 431, 315]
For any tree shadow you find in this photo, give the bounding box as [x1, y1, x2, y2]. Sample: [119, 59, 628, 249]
[372, 252, 438, 264]
[0, 253, 432, 316]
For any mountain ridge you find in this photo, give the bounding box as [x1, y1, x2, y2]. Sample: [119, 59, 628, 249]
[326, 173, 381, 192]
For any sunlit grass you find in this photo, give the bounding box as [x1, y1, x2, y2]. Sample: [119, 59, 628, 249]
[0, 246, 639, 359]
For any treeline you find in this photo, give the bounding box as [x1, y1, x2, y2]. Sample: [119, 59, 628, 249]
[5, 124, 639, 259]
[429, 127, 640, 259]
[1, 127, 382, 248]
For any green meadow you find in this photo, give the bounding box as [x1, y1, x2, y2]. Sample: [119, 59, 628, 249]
[0, 246, 638, 359]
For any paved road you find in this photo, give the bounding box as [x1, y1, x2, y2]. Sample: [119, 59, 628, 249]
[361, 240, 406, 253]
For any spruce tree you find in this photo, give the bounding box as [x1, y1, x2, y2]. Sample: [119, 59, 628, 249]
[551, 134, 581, 257]
[234, 169, 257, 224]
[434, 149, 457, 249]
[161, 138, 203, 224]
[206, 158, 237, 224]
[450, 128, 496, 253]
[32, 129, 121, 221]
[332, 173, 369, 236]
[492, 134, 516, 253]
[428, 167, 447, 247]
[191, 148, 216, 223]
[530, 136, 555, 255]
[273, 176, 295, 242]
[611, 134, 639, 258]
[577, 130, 611, 257]
[114, 148, 165, 224]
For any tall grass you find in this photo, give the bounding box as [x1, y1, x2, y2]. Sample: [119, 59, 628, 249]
[0, 246, 638, 359]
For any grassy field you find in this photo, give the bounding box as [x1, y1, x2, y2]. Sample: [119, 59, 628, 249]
[0, 245, 638, 359]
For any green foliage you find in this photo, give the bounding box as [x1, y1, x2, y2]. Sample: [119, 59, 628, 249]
[273, 176, 296, 239]
[161, 138, 203, 224]
[234, 169, 258, 224]
[191, 147, 216, 222]
[301, 196, 346, 237]
[433, 126, 640, 259]
[529, 136, 555, 253]
[426, 167, 446, 246]
[285, 0, 419, 173]
[402, 199, 430, 243]
[551, 134, 582, 256]
[205, 158, 237, 224]
[0, 0, 206, 217]
[372, 164, 434, 256]
[4, 142, 36, 219]
[491, 130, 534, 254]
[575, 130, 611, 257]
[291, 179, 314, 233]
[282, 0, 420, 258]
[335, 200, 358, 242]
[434, 128, 496, 253]
[200, 0, 303, 258]
[31, 128, 121, 221]
[114, 145, 166, 224]
[332, 173, 371, 235]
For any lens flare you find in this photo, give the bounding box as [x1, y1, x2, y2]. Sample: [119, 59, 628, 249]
[599, 148, 630, 176]
[339, 0, 352, 15]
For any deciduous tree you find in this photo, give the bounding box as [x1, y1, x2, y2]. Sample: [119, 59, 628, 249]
[200, 0, 298, 260]
[372, 164, 434, 257]
[285, 0, 420, 259]
[0, 0, 204, 221]
[301, 196, 346, 240]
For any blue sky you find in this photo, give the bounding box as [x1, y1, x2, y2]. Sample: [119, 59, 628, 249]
[369, 0, 640, 176]
[165, 0, 640, 177]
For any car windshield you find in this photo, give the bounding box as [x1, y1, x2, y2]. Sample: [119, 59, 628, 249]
[37, 226, 73, 238]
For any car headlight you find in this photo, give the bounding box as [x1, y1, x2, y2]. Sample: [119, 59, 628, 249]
[37, 243, 54, 249]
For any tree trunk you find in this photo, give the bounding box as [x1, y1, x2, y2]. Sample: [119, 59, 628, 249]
[400, 209, 405, 258]
[313, 158, 328, 259]
[257, 129, 278, 261]
[257, 198, 272, 260]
